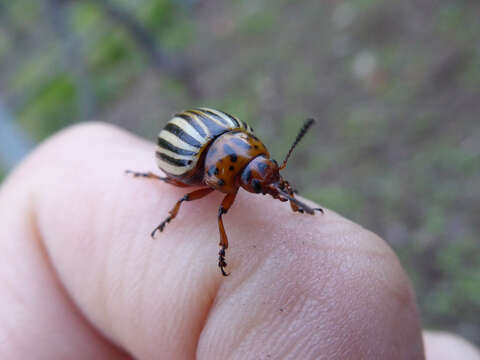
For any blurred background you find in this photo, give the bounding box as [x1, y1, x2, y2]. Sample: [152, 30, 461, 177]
[0, 0, 479, 345]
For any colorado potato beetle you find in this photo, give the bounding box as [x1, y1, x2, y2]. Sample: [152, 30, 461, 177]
[127, 108, 322, 276]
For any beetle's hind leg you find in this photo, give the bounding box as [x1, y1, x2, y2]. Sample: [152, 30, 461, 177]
[217, 190, 238, 276]
[151, 188, 214, 237]
[125, 170, 166, 180]
[125, 170, 189, 187]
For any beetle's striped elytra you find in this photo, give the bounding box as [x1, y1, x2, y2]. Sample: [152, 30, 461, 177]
[127, 108, 322, 276]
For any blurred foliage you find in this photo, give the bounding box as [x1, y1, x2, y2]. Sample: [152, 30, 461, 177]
[20, 73, 77, 138]
[0, 0, 479, 345]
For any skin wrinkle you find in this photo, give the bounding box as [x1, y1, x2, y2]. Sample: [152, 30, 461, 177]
[28, 192, 79, 343]
[108, 178, 223, 358]
[292, 278, 350, 357]
[227, 277, 328, 358]
[33, 185, 133, 360]
[202, 247, 323, 358]
[30, 124, 143, 356]
[193, 278, 219, 357]
[72, 170, 127, 344]
[105, 235, 136, 345]
[95, 171, 169, 355]
[271, 297, 325, 359]
[105, 183, 147, 346]
[134, 227, 155, 348]
[0, 177, 128, 358]
[168, 245, 210, 349]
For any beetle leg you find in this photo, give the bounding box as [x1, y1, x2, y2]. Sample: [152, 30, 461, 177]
[125, 170, 189, 187]
[151, 188, 214, 237]
[284, 182, 324, 214]
[217, 190, 238, 276]
[284, 182, 301, 213]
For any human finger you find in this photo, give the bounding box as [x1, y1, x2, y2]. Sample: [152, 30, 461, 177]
[1, 122, 424, 359]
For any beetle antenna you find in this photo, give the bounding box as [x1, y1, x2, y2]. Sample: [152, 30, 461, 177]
[279, 118, 316, 170]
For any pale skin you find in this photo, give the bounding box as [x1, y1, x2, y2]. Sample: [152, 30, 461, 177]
[0, 123, 479, 359]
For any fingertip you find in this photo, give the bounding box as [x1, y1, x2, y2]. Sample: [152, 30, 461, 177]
[198, 198, 424, 359]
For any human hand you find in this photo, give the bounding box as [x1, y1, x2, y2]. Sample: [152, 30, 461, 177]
[1, 123, 478, 359]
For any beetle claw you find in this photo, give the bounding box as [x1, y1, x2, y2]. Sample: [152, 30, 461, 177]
[219, 246, 230, 276]
[220, 266, 230, 276]
[151, 218, 170, 238]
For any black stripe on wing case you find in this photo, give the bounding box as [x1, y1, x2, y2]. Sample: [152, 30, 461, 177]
[188, 112, 228, 135]
[156, 152, 192, 167]
[222, 111, 241, 127]
[176, 113, 207, 138]
[157, 137, 197, 156]
[200, 109, 231, 126]
[164, 123, 202, 148]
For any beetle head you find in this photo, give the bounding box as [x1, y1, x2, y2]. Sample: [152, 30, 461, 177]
[239, 155, 281, 194]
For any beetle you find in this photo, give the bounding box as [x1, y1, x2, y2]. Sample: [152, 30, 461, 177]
[126, 108, 322, 276]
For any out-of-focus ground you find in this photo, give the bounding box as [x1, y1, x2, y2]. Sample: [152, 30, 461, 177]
[0, 0, 479, 345]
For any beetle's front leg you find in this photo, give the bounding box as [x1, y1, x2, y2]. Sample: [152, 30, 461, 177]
[217, 190, 238, 276]
[284, 181, 324, 214]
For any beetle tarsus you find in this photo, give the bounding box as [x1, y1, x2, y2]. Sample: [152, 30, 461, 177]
[314, 207, 324, 214]
[125, 170, 168, 181]
[151, 217, 171, 238]
[219, 246, 229, 276]
[126, 170, 150, 177]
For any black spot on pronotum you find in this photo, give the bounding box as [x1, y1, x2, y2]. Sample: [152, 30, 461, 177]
[229, 165, 234, 171]
[252, 179, 261, 193]
[214, 167, 219, 175]
[241, 169, 252, 183]
[223, 144, 237, 162]
[208, 165, 216, 176]
[230, 137, 252, 150]
[257, 162, 268, 176]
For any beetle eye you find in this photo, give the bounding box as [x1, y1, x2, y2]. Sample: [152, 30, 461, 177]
[252, 179, 262, 193]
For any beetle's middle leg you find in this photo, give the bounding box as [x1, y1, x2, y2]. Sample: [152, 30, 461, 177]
[217, 190, 238, 276]
[151, 188, 214, 237]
